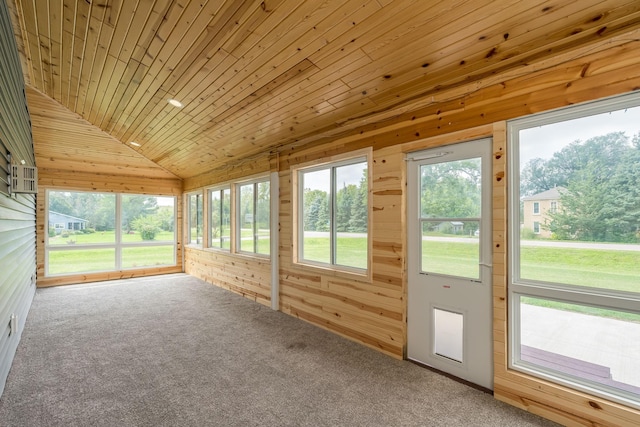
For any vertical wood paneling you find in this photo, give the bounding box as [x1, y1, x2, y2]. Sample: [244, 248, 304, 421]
[0, 0, 36, 397]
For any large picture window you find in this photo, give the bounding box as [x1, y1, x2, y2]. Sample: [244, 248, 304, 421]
[46, 191, 176, 276]
[295, 152, 370, 273]
[508, 92, 640, 409]
[236, 178, 270, 255]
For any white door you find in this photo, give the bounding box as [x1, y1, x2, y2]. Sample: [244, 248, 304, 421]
[407, 138, 493, 390]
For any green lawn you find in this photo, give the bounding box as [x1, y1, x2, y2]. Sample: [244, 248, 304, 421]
[520, 246, 639, 293]
[48, 230, 176, 275]
[48, 249, 116, 275]
[422, 240, 479, 279]
[302, 237, 368, 269]
[48, 245, 176, 275]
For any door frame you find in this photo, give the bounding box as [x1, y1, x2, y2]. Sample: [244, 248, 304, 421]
[405, 137, 494, 389]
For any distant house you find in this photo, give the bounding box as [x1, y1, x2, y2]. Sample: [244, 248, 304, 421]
[436, 221, 465, 234]
[48, 211, 89, 234]
[522, 187, 565, 238]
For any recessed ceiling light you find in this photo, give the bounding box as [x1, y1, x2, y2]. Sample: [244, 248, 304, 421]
[130, 141, 141, 147]
[168, 99, 183, 108]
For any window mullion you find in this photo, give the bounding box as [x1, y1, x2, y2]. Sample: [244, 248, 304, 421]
[115, 193, 122, 270]
[330, 166, 336, 266]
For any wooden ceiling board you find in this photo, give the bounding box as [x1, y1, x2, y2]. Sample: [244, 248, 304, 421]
[7, 0, 640, 179]
[26, 87, 180, 179]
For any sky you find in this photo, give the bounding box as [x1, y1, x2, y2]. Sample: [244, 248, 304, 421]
[303, 161, 366, 193]
[519, 104, 640, 164]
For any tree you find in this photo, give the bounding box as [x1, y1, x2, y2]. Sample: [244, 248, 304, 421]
[420, 159, 481, 219]
[336, 184, 356, 232]
[544, 132, 640, 242]
[348, 170, 368, 233]
[132, 216, 161, 240]
[122, 195, 158, 233]
[303, 189, 329, 231]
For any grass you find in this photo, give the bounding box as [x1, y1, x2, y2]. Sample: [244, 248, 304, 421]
[47, 230, 176, 275]
[302, 237, 368, 269]
[48, 245, 176, 275]
[520, 246, 639, 293]
[422, 240, 479, 279]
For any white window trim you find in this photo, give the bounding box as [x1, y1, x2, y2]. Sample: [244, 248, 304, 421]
[186, 191, 204, 247]
[291, 148, 372, 279]
[533, 202, 540, 215]
[45, 190, 178, 276]
[207, 186, 231, 251]
[507, 91, 640, 410]
[234, 174, 271, 257]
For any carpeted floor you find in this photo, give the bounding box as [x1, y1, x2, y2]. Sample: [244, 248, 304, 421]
[0, 274, 559, 426]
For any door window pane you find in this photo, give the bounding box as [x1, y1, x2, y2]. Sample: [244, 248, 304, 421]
[420, 158, 481, 218]
[421, 220, 479, 279]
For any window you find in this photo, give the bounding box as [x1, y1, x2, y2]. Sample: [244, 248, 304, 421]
[209, 187, 231, 250]
[187, 192, 203, 246]
[532, 221, 540, 234]
[46, 191, 177, 276]
[295, 152, 370, 272]
[236, 178, 270, 255]
[508, 92, 640, 409]
[533, 202, 540, 214]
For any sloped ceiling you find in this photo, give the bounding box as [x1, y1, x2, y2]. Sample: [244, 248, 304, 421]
[7, 0, 640, 179]
[26, 86, 179, 180]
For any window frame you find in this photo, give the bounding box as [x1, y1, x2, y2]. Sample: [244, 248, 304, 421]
[208, 186, 231, 251]
[292, 148, 372, 278]
[45, 190, 178, 276]
[234, 176, 270, 257]
[533, 201, 540, 215]
[186, 191, 204, 247]
[507, 91, 640, 409]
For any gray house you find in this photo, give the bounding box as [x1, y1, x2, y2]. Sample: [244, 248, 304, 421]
[48, 211, 89, 234]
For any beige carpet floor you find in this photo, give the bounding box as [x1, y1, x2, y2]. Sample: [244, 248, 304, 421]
[0, 273, 559, 426]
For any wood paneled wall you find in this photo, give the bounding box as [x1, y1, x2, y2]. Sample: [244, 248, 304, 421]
[29, 89, 184, 287]
[183, 156, 273, 307]
[0, 0, 36, 397]
[183, 27, 640, 426]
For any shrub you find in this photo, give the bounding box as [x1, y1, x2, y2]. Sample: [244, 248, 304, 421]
[132, 216, 161, 241]
[48, 228, 56, 237]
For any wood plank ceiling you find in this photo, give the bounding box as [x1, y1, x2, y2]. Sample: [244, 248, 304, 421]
[7, 0, 640, 179]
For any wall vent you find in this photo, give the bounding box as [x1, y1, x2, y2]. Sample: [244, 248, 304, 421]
[9, 164, 37, 194]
